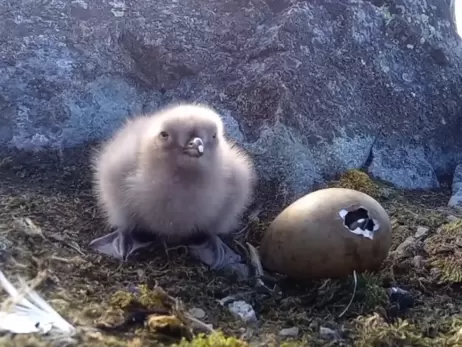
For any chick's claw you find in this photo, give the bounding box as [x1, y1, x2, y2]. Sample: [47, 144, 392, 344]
[188, 235, 250, 279]
[88, 229, 154, 261]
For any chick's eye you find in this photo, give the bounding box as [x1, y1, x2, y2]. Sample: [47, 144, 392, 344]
[212, 133, 217, 139]
[160, 131, 169, 138]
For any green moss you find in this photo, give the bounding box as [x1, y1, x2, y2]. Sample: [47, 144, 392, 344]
[354, 314, 433, 347]
[424, 220, 462, 284]
[357, 273, 388, 311]
[109, 285, 170, 311]
[172, 332, 249, 347]
[354, 313, 462, 347]
[2, 144, 462, 347]
[110, 291, 135, 309]
[145, 314, 192, 341]
[280, 343, 308, 347]
[140, 285, 174, 309]
[439, 316, 462, 346]
[333, 169, 380, 197]
[431, 259, 462, 284]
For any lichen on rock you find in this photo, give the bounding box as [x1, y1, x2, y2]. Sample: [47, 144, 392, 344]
[1, 0, 461, 195]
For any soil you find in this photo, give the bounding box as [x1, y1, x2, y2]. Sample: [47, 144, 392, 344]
[0, 144, 461, 347]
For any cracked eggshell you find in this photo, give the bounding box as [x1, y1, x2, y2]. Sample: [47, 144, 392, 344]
[259, 188, 392, 280]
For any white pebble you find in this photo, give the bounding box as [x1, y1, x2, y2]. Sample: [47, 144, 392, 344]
[227, 300, 257, 323]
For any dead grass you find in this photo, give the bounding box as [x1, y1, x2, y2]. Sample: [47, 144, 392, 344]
[0, 150, 461, 347]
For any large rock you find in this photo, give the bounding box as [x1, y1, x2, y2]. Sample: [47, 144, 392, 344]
[448, 163, 462, 207]
[1, 0, 461, 198]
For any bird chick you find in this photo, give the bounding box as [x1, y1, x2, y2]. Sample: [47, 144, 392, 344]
[89, 103, 257, 269]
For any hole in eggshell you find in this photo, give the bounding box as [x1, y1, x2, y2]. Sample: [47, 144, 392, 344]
[338, 206, 380, 240]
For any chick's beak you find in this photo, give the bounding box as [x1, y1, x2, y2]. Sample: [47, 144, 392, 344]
[184, 137, 204, 157]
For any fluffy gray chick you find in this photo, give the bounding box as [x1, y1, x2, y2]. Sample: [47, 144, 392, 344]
[89, 103, 257, 269]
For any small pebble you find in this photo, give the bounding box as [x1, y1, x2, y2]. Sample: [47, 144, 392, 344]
[228, 300, 257, 323]
[0, 237, 13, 252]
[0, 237, 12, 261]
[413, 255, 423, 268]
[319, 326, 341, 341]
[188, 307, 205, 319]
[418, 276, 428, 283]
[136, 269, 145, 279]
[392, 236, 415, 257]
[239, 327, 255, 339]
[87, 331, 104, 341]
[379, 187, 393, 198]
[414, 226, 429, 238]
[279, 326, 299, 337]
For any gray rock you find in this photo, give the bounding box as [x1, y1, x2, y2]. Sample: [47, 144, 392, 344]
[451, 164, 462, 194]
[188, 307, 206, 319]
[0, 237, 12, 257]
[392, 236, 418, 258]
[448, 165, 462, 207]
[413, 255, 424, 268]
[368, 145, 440, 189]
[414, 226, 430, 238]
[279, 326, 299, 338]
[1, 0, 462, 198]
[319, 326, 341, 341]
[448, 189, 462, 207]
[446, 215, 460, 222]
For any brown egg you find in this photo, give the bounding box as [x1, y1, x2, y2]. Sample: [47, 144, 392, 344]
[259, 187, 392, 280]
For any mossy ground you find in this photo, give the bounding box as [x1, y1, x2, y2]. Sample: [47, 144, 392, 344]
[0, 146, 462, 347]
